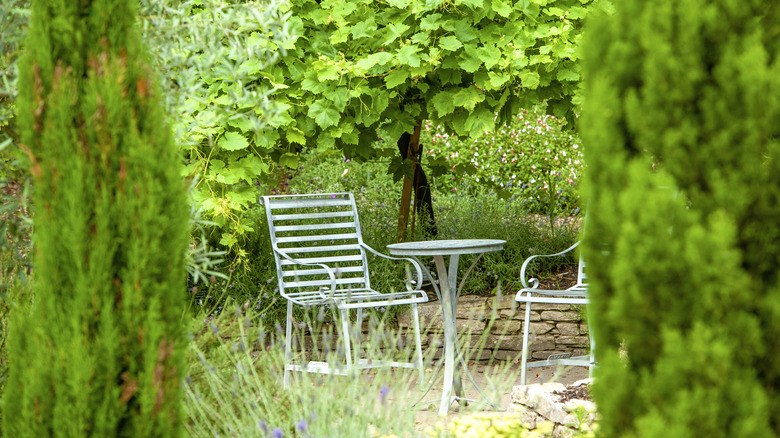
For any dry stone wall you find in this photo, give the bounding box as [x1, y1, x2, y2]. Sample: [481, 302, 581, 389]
[396, 295, 590, 362]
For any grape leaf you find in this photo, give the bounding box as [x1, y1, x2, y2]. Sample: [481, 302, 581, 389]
[385, 69, 409, 88]
[387, 0, 411, 7]
[439, 35, 463, 51]
[218, 132, 249, 151]
[420, 13, 443, 31]
[488, 71, 510, 88]
[352, 18, 377, 39]
[286, 127, 307, 145]
[397, 45, 421, 67]
[454, 86, 485, 111]
[491, 0, 513, 17]
[279, 153, 299, 169]
[477, 44, 501, 69]
[464, 107, 495, 137]
[459, 48, 482, 73]
[519, 70, 541, 89]
[431, 90, 457, 116]
[308, 99, 341, 128]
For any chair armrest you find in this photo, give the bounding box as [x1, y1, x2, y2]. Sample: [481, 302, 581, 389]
[360, 243, 425, 292]
[274, 249, 337, 304]
[520, 241, 581, 290]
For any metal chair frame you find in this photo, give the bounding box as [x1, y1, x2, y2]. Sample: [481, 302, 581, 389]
[515, 241, 595, 385]
[260, 193, 428, 386]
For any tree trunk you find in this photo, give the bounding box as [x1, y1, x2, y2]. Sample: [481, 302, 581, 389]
[396, 120, 438, 242]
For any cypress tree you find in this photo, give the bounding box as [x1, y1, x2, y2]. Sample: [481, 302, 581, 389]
[4, 0, 189, 436]
[580, 1, 780, 436]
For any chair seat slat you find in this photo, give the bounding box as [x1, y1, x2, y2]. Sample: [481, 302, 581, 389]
[271, 211, 354, 221]
[282, 266, 364, 277]
[266, 198, 353, 209]
[284, 277, 367, 288]
[275, 222, 356, 232]
[275, 233, 359, 244]
[279, 254, 364, 265]
[278, 244, 362, 254]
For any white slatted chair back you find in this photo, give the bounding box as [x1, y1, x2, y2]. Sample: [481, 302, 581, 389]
[264, 193, 372, 304]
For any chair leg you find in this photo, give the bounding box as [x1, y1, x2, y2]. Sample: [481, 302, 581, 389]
[588, 328, 596, 378]
[284, 300, 293, 388]
[520, 297, 532, 386]
[340, 308, 353, 371]
[412, 302, 425, 390]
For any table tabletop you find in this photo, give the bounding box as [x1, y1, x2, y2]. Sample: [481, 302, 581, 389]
[386, 239, 506, 257]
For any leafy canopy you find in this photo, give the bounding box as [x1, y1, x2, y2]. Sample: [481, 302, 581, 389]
[270, 0, 595, 158]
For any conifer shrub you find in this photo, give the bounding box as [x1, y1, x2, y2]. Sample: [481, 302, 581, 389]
[3, 0, 189, 435]
[581, 1, 780, 436]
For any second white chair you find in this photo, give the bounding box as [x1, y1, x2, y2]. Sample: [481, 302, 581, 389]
[515, 241, 595, 385]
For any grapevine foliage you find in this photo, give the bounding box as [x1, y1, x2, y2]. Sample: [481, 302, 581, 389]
[271, 0, 595, 159]
[140, 0, 599, 254]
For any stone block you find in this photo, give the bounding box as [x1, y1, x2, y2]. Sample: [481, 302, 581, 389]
[454, 318, 486, 333]
[536, 303, 577, 312]
[455, 295, 491, 319]
[484, 334, 524, 351]
[488, 294, 518, 310]
[531, 350, 568, 360]
[459, 348, 494, 362]
[511, 307, 542, 322]
[510, 383, 568, 423]
[426, 334, 444, 348]
[556, 322, 580, 336]
[489, 319, 524, 334]
[397, 302, 441, 329]
[555, 336, 581, 345]
[575, 336, 591, 344]
[529, 322, 554, 335]
[493, 349, 523, 361]
[530, 335, 555, 351]
[540, 310, 581, 322]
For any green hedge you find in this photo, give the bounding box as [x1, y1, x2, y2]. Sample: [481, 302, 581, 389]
[581, 1, 780, 436]
[4, 0, 189, 435]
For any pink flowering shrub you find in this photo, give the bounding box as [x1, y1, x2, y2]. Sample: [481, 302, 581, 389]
[422, 106, 584, 216]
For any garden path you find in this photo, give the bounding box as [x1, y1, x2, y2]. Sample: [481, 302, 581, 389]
[395, 362, 589, 434]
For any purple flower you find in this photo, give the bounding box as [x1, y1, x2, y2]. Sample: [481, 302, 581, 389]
[379, 385, 390, 404]
[272, 428, 283, 438]
[210, 323, 219, 335]
[296, 419, 308, 432]
[259, 420, 269, 433]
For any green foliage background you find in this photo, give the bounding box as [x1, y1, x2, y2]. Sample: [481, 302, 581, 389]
[423, 104, 584, 217]
[581, 0, 780, 436]
[3, 0, 189, 435]
[145, 0, 600, 257]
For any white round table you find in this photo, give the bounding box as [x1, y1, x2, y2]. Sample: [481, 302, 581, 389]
[387, 239, 506, 415]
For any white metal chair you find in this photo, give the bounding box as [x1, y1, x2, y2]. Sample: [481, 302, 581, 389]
[259, 193, 428, 386]
[515, 241, 595, 384]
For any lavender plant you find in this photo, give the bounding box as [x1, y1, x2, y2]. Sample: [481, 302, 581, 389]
[184, 299, 419, 437]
